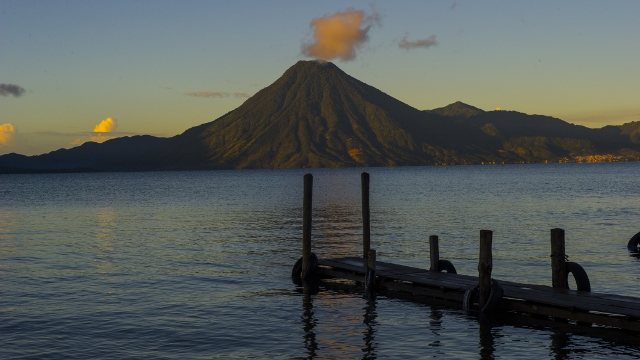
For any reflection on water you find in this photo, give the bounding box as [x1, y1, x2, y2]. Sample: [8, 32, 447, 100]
[550, 331, 571, 360]
[301, 284, 319, 359]
[92, 207, 117, 274]
[312, 204, 363, 259]
[428, 307, 443, 347]
[1, 164, 640, 358]
[478, 317, 496, 360]
[361, 294, 378, 360]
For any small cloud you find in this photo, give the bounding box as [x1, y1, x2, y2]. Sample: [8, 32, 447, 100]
[184, 91, 250, 98]
[0, 123, 30, 154]
[399, 35, 438, 50]
[451, 2, 457, 10]
[0, 123, 17, 146]
[68, 117, 119, 146]
[301, 8, 381, 62]
[0, 84, 26, 97]
[93, 117, 118, 133]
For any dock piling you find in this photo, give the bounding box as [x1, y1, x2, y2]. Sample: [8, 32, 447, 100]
[478, 230, 493, 310]
[365, 249, 376, 295]
[362, 172, 371, 259]
[302, 173, 313, 278]
[550, 228, 567, 289]
[429, 235, 440, 271]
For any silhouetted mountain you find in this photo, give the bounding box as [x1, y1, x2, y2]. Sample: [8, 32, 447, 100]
[1, 60, 639, 173]
[0, 136, 169, 173]
[425, 101, 484, 119]
[150, 60, 495, 169]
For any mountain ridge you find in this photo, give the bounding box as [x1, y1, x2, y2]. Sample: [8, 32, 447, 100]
[2, 60, 640, 173]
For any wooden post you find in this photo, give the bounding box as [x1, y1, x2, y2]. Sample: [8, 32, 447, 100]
[478, 230, 493, 310]
[302, 173, 313, 278]
[362, 172, 371, 259]
[365, 249, 376, 295]
[429, 235, 440, 271]
[551, 228, 567, 289]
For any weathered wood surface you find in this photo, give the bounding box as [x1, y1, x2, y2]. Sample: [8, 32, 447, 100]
[550, 228, 567, 289]
[317, 257, 640, 331]
[301, 174, 313, 277]
[365, 249, 376, 295]
[478, 230, 493, 309]
[361, 172, 370, 259]
[429, 235, 439, 271]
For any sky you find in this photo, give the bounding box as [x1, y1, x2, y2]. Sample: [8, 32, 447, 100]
[1, 0, 639, 155]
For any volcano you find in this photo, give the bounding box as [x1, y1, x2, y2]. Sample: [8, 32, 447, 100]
[2, 60, 640, 173]
[152, 60, 493, 169]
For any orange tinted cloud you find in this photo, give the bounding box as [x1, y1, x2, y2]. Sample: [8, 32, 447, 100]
[0, 123, 30, 154]
[70, 117, 118, 145]
[302, 8, 380, 61]
[0, 123, 16, 145]
[93, 117, 118, 133]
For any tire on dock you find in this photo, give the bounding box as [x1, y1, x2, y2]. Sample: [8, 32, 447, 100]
[463, 279, 504, 314]
[292, 253, 319, 283]
[627, 231, 640, 252]
[565, 261, 591, 292]
[437, 259, 457, 274]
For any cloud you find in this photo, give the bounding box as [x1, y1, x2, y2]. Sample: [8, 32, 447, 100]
[399, 35, 438, 50]
[0, 123, 17, 146]
[183, 91, 250, 98]
[451, 2, 457, 10]
[302, 8, 380, 62]
[68, 117, 119, 146]
[93, 117, 118, 133]
[0, 84, 26, 97]
[0, 123, 31, 154]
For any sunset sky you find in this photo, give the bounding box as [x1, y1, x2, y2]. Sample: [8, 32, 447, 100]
[1, 0, 639, 155]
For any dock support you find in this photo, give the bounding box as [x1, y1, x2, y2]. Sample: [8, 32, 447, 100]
[478, 230, 493, 310]
[302, 173, 313, 278]
[550, 228, 567, 289]
[365, 249, 376, 295]
[362, 172, 371, 259]
[429, 235, 439, 271]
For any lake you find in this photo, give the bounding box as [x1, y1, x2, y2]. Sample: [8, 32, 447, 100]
[2, 163, 640, 359]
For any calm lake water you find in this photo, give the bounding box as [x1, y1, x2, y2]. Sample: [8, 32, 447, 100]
[2, 163, 640, 359]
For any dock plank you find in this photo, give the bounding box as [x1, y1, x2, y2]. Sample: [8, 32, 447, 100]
[317, 257, 640, 322]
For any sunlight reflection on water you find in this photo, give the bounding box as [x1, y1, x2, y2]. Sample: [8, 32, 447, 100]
[1, 163, 640, 358]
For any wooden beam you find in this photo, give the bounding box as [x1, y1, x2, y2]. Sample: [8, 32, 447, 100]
[478, 230, 493, 309]
[429, 235, 439, 271]
[302, 173, 313, 278]
[362, 172, 371, 259]
[365, 249, 377, 295]
[551, 228, 567, 289]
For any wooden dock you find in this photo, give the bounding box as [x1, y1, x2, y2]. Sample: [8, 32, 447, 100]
[316, 257, 640, 332]
[294, 172, 640, 333]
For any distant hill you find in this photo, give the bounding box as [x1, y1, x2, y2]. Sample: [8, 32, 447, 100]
[425, 101, 484, 119]
[0, 136, 169, 173]
[1, 61, 639, 173]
